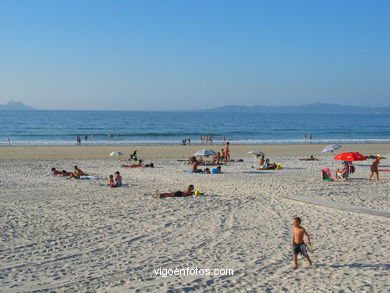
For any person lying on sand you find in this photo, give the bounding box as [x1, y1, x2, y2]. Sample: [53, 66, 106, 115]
[154, 185, 200, 198]
[59, 170, 71, 177]
[299, 155, 319, 161]
[211, 166, 222, 174]
[291, 216, 312, 269]
[50, 168, 62, 175]
[67, 166, 87, 179]
[122, 160, 154, 168]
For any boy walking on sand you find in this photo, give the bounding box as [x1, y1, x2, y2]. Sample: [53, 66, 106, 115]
[291, 216, 312, 269]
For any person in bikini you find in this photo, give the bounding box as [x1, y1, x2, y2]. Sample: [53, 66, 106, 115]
[50, 168, 62, 176]
[291, 216, 312, 269]
[224, 142, 230, 163]
[154, 185, 195, 198]
[368, 155, 382, 182]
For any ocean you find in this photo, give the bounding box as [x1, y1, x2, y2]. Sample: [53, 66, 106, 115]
[1, 110, 390, 145]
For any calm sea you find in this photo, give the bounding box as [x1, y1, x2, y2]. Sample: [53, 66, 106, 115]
[1, 110, 390, 145]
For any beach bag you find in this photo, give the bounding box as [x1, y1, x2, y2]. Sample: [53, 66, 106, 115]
[349, 165, 355, 174]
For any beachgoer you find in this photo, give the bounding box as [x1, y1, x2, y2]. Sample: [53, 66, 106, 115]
[67, 166, 86, 179]
[204, 168, 211, 174]
[191, 161, 202, 173]
[335, 162, 349, 180]
[51, 168, 61, 175]
[107, 175, 115, 187]
[368, 155, 381, 182]
[299, 155, 319, 161]
[291, 216, 312, 269]
[129, 150, 138, 161]
[211, 166, 222, 174]
[224, 142, 230, 163]
[259, 155, 265, 167]
[122, 160, 144, 168]
[60, 170, 71, 177]
[154, 185, 195, 198]
[114, 171, 122, 186]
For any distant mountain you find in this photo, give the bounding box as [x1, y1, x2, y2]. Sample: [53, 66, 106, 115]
[200, 103, 390, 114]
[0, 100, 35, 110]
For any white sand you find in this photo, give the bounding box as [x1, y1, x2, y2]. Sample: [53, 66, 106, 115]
[1, 149, 389, 291]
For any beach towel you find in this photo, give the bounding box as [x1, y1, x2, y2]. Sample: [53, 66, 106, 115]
[379, 169, 390, 172]
[183, 171, 206, 174]
[123, 166, 148, 169]
[78, 175, 99, 180]
[321, 168, 333, 181]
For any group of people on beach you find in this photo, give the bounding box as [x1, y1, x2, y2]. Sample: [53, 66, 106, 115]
[106, 171, 122, 187]
[51, 166, 87, 179]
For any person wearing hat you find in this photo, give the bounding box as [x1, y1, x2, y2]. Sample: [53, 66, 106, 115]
[369, 155, 382, 182]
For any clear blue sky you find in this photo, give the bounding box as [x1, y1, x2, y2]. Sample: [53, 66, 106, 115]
[0, 0, 389, 110]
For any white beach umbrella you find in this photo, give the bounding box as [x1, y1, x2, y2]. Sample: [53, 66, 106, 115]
[322, 144, 342, 153]
[193, 149, 217, 157]
[109, 151, 124, 157]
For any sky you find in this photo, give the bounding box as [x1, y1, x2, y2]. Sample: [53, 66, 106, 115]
[0, 0, 389, 111]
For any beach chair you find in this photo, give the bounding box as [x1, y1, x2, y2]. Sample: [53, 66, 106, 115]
[321, 168, 333, 181]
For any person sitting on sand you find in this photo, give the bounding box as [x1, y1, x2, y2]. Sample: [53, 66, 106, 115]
[257, 159, 277, 170]
[106, 175, 116, 187]
[190, 160, 201, 173]
[258, 155, 265, 167]
[67, 166, 87, 179]
[129, 150, 138, 161]
[299, 155, 319, 161]
[368, 154, 381, 182]
[114, 171, 122, 186]
[50, 168, 62, 175]
[335, 162, 349, 181]
[154, 185, 196, 198]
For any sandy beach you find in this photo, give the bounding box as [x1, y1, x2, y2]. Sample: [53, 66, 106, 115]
[1, 144, 389, 292]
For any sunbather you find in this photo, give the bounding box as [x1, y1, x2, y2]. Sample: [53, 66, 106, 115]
[122, 160, 144, 167]
[67, 166, 87, 179]
[191, 161, 203, 173]
[211, 166, 222, 174]
[154, 185, 195, 198]
[60, 170, 71, 177]
[114, 171, 122, 186]
[50, 168, 62, 175]
[300, 155, 319, 161]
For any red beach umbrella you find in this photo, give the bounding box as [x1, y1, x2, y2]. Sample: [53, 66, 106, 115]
[333, 152, 366, 161]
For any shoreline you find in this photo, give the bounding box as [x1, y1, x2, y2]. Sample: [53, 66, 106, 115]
[0, 143, 388, 160]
